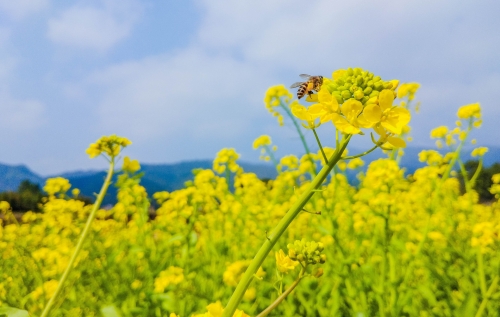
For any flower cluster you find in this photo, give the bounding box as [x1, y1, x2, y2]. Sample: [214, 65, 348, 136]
[85, 134, 132, 159]
[264, 85, 293, 126]
[213, 148, 243, 175]
[287, 239, 326, 265]
[292, 67, 412, 148]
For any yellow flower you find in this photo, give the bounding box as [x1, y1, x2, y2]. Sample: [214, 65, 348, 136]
[0, 201, 11, 213]
[153, 266, 184, 293]
[362, 90, 411, 135]
[223, 260, 250, 287]
[86, 135, 132, 159]
[308, 87, 340, 123]
[331, 99, 369, 134]
[471, 147, 488, 157]
[332, 69, 346, 80]
[252, 135, 271, 149]
[291, 102, 320, 129]
[43, 177, 71, 197]
[276, 249, 299, 273]
[122, 156, 141, 173]
[457, 103, 481, 119]
[430, 126, 448, 139]
[264, 85, 293, 126]
[397, 83, 420, 101]
[192, 302, 250, 317]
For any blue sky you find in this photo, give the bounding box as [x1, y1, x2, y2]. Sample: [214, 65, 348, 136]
[0, 0, 499, 175]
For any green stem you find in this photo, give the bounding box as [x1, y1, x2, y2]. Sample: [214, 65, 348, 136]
[222, 135, 352, 317]
[264, 145, 280, 172]
[475, 275, 499, 317]
[40, 158, 115, 317]
[441, 125, 471, 183]
[458, 158, 472, 193]
[342, 144, 379, 160]
[312, 128, 328, 164]
[470, 157, 484, 188]
[256, 266, 307, 317]
[477, 250, 487, 297]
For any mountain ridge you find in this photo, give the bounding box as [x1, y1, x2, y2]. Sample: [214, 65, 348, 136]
[1, 146, 499, 205]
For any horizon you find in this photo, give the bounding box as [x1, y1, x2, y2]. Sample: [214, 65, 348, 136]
[2, 144, 499, 178]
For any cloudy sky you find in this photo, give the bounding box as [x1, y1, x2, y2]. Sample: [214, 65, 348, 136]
[0, 0, 499, 175]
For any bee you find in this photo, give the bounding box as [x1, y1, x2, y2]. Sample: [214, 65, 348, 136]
[290, 74, 323, 99]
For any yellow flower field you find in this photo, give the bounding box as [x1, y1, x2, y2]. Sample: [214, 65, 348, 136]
[1, 68, 499, 317]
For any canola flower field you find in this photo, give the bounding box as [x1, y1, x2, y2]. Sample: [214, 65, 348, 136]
[1, 68, 500, 317]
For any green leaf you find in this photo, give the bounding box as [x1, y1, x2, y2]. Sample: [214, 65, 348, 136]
[0, 306, 30, 317]
[100, 305, 122, 317]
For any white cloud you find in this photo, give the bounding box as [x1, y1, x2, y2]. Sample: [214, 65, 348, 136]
[85, 48, 276, 142]
[0, 0, 48, 19]
[0, 90, 46, 131]
[47, 0, 141, 52]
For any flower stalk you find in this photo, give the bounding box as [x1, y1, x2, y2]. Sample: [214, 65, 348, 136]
[222, 134, 352, 317]
[40, 158, 115, 317]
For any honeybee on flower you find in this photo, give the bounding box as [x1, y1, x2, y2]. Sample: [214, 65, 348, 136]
[290, 74, 323, 99]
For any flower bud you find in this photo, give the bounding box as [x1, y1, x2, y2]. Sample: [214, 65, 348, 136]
[341, 90, 352, 99]
[354, 90, 364, 100]
[313, 268, 324, 278]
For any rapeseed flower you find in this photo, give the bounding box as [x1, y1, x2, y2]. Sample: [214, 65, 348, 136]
[122, 156, 140, 173]
[362, 89, 411, 135]
[275, 249, 299, 273]
[290, 102, 320, 129]
[86, 134, 131, 158]
[457, 103, 481, 120]
[471, 147, 488, 157]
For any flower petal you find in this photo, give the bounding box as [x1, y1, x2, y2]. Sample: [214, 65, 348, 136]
[363, 104, 382, 123]
[379, 89, 394, 111]
[332, 113, 361, 134]
[387, 136, 407, 148]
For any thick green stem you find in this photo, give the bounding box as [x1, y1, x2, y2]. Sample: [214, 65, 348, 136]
[40, 159, 115, 317]
[222, 135, 352, 317]
[255, 266, 307, 317]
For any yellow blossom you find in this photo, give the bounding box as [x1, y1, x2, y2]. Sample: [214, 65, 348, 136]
[331, 99, 369, 134]
[397, 83, 420, 101]
[307, 87, 340, 124]
[457, 103, 481, 120]
[276, 249, 299, 273]
[252, 135, 271, 149]
[430, 126, 448, 139]
[122, 156, 141, 173]
[290, 102, 321, 129]
[471, 147, 488, 157]
[362, 90, 411, 135]
[153, 266, 184, 293]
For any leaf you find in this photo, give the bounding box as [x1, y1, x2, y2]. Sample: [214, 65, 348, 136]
[100, 305, 122, 317]
[0, 307, 30, 317]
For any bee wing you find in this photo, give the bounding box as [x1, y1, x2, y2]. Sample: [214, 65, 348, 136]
[290, 82, 304, 88]
[299, 74, 312, 79]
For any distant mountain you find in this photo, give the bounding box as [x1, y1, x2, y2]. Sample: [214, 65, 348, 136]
[0, 146, 499, 205]
[0, 164, 44, 191]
